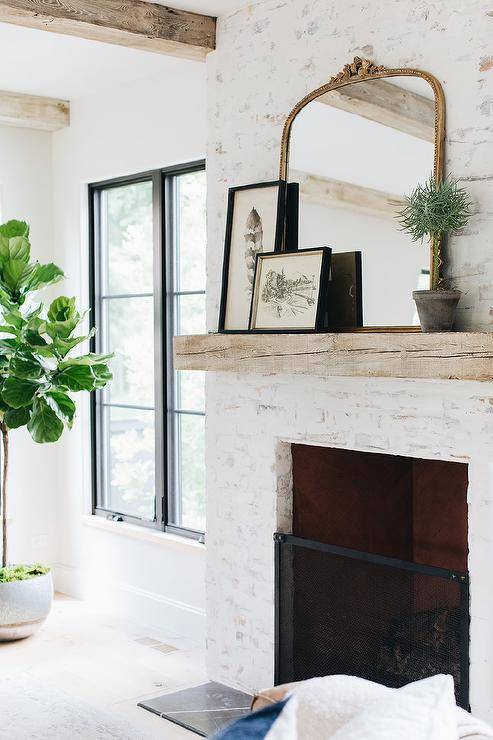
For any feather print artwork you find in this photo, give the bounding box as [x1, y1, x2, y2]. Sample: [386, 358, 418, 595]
[244, 207, 263, 292]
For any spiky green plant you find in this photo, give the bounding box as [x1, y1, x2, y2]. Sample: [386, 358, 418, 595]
[397, 175, 472, 289]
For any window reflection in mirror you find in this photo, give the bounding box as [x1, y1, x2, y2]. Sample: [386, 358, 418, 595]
[288, 76, 435, 328]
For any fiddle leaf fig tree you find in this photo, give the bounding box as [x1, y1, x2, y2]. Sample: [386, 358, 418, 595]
[0, 220, 112, 570]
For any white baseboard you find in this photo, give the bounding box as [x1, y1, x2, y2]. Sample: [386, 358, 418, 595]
[51, 562, 205, 644]
[52, 562, 84, 599]
[118, 582, 206, 644]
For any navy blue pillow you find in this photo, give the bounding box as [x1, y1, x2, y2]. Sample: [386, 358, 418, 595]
[212, 698, 291, 739]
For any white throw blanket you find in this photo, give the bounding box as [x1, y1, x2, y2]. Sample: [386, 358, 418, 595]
[279, 675, 493, 740]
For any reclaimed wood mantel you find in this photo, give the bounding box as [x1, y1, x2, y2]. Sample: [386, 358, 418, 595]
[173, 332, 493, 382]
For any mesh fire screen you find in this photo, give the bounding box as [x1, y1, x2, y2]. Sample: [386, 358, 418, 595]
[275, 534, 469, 709]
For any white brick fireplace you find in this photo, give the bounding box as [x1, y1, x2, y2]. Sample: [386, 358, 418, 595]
[201, 0, 493, 725]
[205, 373, 493, 721]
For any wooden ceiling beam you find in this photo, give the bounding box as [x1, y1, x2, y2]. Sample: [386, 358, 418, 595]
[0, 90, 69, 131]
[318, 79, 435, 143]
[0, 0, 216, 61]
[292, 171, 405, 219]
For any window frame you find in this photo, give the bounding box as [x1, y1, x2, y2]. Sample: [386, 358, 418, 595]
[89, 160, 206, 540]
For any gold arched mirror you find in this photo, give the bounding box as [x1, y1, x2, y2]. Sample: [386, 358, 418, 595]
[280, 57, 445, 331]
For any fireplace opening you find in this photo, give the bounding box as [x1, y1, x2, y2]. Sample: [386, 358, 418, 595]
[275, 445, 469, 709]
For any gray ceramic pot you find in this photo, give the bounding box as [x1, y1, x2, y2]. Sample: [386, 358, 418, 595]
[0, 569, 53, 641]
[413, 290, 461, 332]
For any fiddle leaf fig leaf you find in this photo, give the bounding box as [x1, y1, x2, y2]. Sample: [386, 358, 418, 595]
[3, 259, 28, 290]
[59, 353, 113, 369]
[54, 364, 95, 392]
[91, 364, 113, 389]
[24, 329, 48, 347]
[0, 284, 14, 310]
[9, 353, 45, 380]
[0, 220, 29, 239]
[46, 296, 81, 339]
[2, 377, 41, 408]
[47, 296, 76, 323]
[27, 397, 63, 443]
[3, 260, 36, 292]
[4, 406, 31, 429]
[4, 308, 24, 329]
[45, 391, 75, 428]
[25, 263, 64, 293]
[8, 236, 30, 263]
[53, 328, 95, 358]
[0, 338, 18, 353]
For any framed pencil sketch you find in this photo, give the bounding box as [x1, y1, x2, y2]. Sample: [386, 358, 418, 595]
[249, 247, 331, 333]
[218, 181, 287, 333]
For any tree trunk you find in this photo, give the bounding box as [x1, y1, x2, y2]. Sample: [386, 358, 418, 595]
[1, 423, 8, 569]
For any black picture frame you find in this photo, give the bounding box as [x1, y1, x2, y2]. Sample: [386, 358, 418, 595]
[284, 182, 299, 252]
[248, 247, 332, 333]
[327, 251, 363, 330]
[218, 180, 288, 334]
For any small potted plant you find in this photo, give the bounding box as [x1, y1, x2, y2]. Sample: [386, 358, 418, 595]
[397, 175, 472, 332]
[0, 219, 112, 640]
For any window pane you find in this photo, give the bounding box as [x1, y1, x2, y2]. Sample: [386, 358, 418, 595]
[104, 297, 154, 407]
[177, 413, 205, 531]
[176, 170, 206, 292]
[176, 370, 205, 412]
[103, 181, 153, 295]
[103, 406, 155, 520]
[176, 294, 206, 335]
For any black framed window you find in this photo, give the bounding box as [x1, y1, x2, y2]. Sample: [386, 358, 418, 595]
[90, 162, 206, 539]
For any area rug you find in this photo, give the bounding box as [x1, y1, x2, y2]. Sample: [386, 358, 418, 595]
[0, 673, 154, 740]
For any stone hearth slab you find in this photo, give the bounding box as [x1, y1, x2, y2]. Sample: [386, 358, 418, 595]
[138, 681, 252, 736]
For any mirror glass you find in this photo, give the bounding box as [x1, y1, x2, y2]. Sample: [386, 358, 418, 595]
[288, 75, 436, 328]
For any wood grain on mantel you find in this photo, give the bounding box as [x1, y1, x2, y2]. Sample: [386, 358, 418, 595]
[174, 332, 493, 381]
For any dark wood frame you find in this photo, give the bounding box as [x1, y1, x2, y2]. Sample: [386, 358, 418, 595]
[284, 182, 299, 252]
[248, 247, 332, 333]
[327, 251, 363, 330]
[89, 160, 206, 541]
[218, 180, 288, 334]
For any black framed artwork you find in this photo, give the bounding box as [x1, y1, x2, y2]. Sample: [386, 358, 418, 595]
[249, 247, 332, 333]
[284, 182, 299, 252]
[218, 180, 289, 333]
[327, 251, 363, 329]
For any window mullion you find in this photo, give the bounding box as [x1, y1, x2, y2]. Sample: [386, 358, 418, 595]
[165, 172, 179, 528]
[152, 170, 166, 530]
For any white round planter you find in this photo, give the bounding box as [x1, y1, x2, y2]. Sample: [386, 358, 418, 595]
[0, 570, 53, 641]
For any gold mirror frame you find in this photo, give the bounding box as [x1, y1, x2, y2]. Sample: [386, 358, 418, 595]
[279, 57, 446, 332]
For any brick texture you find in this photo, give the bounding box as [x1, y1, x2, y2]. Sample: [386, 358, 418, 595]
[204, 0, 493, 721]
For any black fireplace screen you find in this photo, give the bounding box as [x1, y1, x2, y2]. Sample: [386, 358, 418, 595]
[275, 534, 469, 709]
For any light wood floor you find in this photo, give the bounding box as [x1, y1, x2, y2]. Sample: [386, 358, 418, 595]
[0, 594, 207, 738]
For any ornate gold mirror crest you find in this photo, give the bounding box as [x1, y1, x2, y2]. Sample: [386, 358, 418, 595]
[280, 57, 446, 332]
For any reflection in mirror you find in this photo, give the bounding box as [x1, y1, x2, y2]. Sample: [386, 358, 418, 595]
[288, 76, 435, 328]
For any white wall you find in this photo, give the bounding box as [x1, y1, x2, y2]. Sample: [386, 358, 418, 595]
[0, 124, 58, 568]
[300, 201, 428, 326]
[204, 0, 493, 718]
[51, 62, 207, 641]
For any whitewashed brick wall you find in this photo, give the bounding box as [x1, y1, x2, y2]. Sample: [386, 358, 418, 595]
[205, 0, 493, 720]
